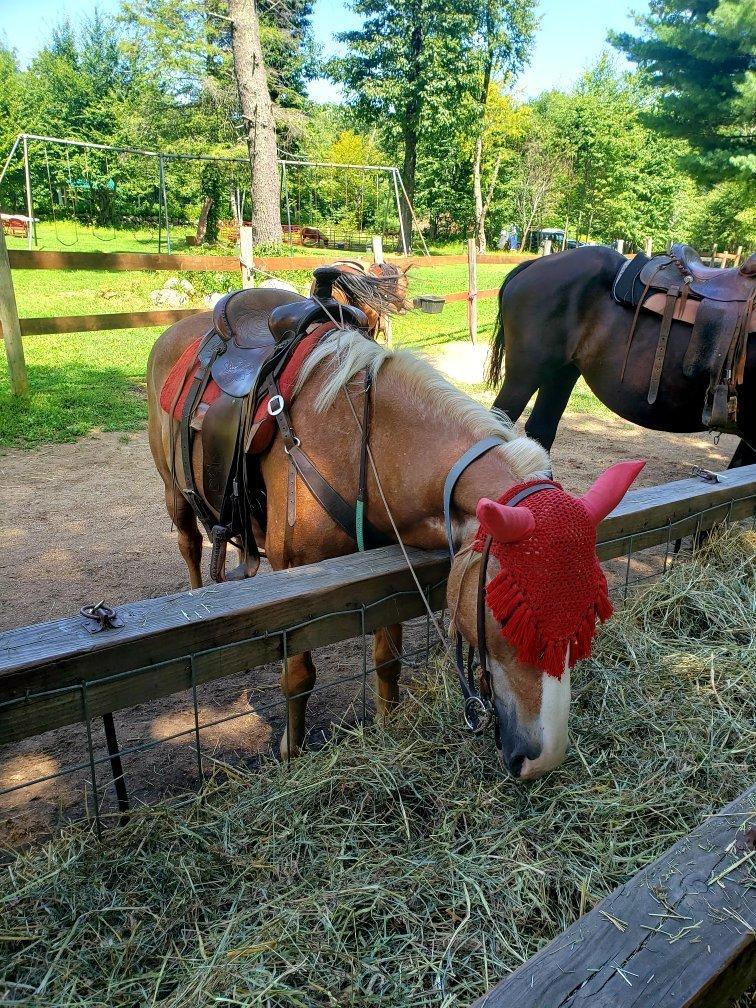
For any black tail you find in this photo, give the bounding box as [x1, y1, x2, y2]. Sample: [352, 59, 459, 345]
[486, 258, 539, 387]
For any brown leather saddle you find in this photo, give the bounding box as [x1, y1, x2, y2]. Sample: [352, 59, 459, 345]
[615, 244, 756, 430]
[179, 267, 370, 580]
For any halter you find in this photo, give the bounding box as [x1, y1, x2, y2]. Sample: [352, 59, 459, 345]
[443, 439, 557, 737]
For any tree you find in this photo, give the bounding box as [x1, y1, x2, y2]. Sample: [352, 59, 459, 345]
[229, 0, 282, 243]
[469, 0, 536, 251]
[333, 0, 476, 249]
[611, 0, 756, 184]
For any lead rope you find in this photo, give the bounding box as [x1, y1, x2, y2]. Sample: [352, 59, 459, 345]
[341, 382, 452, 657]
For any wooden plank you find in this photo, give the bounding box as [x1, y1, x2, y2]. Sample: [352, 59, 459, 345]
[596, 464, 756, 560]
[0, 466, 754, 744]
[444, 288, 498, 304]
[0, 547, 448, 743]
[16, 308, 206, 336]
[7, 249, 533, 273]
[7, 250, 241, 272]
[472, 786, 756, 1007]
[0, 210, 28, 394]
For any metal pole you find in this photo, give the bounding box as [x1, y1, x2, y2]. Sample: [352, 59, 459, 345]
[102, 712, 130, 823]
[0, 214, 28, 396]
[392, 169, 408, 255]
[0, 135, 21, 188]
[158, 155, 171, 254]
[23, 136, 34, 250]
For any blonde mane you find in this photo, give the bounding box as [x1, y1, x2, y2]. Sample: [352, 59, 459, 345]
[294, 327, 549, 481]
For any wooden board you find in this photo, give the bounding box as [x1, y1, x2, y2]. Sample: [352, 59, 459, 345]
[443, 288, 499, 303]
[14, 308, 206, 336]
[0, 547, 448, 743]
[0, 466, 754, 744]
[6, 249, 532, 273]
[596, 464, 756, 561]
[472, 785, 756, 1007]
[7, 250, 241, 272]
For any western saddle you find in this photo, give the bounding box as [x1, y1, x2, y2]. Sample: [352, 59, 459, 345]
[615, 244, 756, 430]
[177, 266, 375, 581]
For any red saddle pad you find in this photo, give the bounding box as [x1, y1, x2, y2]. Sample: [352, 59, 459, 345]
[159, 323, 333, 454]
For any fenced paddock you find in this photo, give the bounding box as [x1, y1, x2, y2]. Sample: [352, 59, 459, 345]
[1, 465, 755, 1005]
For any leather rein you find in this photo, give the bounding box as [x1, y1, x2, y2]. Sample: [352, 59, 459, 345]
[442, 438, 557, 737]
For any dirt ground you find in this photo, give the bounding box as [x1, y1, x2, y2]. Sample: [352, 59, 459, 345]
[0, 413, 738, 846]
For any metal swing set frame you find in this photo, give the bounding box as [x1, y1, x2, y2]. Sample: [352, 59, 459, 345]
[0, 134, 427, 255]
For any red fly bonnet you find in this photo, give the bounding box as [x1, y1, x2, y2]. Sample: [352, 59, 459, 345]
[474, 460, 645, 678]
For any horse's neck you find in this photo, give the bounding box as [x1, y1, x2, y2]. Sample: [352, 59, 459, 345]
[370, 368, 522, 551]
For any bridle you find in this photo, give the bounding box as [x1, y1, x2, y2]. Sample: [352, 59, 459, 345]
[443, 438, 558, 739]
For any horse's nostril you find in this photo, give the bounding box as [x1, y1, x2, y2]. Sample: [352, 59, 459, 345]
[507, 754, 526, 778]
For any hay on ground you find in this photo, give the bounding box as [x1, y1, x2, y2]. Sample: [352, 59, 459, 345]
[0, 529, 754, 1006]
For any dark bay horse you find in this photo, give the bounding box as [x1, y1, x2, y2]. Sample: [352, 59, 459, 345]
[488, 246, 756, 468]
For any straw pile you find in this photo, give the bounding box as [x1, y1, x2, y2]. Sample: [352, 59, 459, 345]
[1, 529, 754, 1006]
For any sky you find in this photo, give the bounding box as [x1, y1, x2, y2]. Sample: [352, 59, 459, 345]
[0, 0, 649, 101]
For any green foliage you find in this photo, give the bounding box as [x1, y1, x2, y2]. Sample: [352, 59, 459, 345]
[611, 0, 756, 183]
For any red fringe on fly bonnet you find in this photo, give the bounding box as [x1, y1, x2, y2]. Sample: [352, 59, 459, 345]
[473, 481, 613, 679]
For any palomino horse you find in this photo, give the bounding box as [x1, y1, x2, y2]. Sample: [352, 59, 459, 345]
[148, 319, 642, 779]
[488, 246, 756, 468]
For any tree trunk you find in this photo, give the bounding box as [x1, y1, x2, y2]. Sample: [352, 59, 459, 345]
[400, 133, 417, 253]
[229, 0, 282, 245]
[472, 50, 493, 254]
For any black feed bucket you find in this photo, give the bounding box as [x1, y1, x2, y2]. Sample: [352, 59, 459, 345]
[413, 295, 445, 314]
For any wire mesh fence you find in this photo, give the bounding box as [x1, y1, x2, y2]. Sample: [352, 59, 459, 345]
[1, 483, 755, 850]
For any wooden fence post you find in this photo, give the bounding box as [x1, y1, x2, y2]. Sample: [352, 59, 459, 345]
[467, 237, 477, 345]
[615, 239, 625, 255]
[0, 218, 28, 396]
[239, 225, 255, 288]
[734, 245, 743, 267]
[644, 236, 653, 257]
[371, 235, 384, 264]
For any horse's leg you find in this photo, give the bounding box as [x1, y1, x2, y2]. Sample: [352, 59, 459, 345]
[374, 624, 402, 715]
[280, 651, 316, 759]
[728, 438, 756, 469]
[164, 485, 203, 589]
[491, 368, 541, 424]
[523, 363, 580, 451]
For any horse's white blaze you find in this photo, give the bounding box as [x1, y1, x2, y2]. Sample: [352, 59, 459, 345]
[520, 663, 571, 780]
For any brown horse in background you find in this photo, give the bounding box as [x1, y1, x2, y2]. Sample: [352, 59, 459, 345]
[488, 246, 756, 469]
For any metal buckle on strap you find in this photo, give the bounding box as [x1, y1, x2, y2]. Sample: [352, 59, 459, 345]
[283, 436, 301, 455]
[267, 394, 285, 417]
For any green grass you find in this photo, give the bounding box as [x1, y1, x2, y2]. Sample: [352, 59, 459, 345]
[0, 241, 606, 448]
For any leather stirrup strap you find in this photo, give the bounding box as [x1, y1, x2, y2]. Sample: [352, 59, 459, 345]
[648, 285, 679, 405]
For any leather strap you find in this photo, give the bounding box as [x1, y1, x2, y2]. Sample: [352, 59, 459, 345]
[648, 285, 679, 405]
[265, 374, 392, 549]
[443, 436, 504, 559]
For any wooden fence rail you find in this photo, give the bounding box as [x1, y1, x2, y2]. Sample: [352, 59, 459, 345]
[473, 785, 756, 1008]
[1, 464, 754, 745]
[0, 244, 527, 346]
